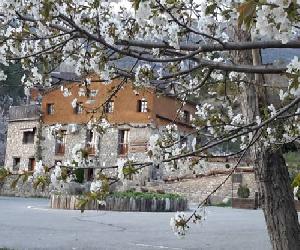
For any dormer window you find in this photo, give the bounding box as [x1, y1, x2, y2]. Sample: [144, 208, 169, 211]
[138, 99, 148, 113]
[47, 103, 54, 115]
[104, 101, 114, 113]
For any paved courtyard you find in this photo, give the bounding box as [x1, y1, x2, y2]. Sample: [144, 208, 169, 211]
[0, 196, 271, 250]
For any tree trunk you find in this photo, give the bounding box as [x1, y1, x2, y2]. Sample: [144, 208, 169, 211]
[231, 29, 300, 249]
[255, 149, 300, 250]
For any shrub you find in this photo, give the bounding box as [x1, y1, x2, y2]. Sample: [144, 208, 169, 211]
[74, 168, 84, 183]
[109, 190, 184, 200]
[237, 184, 250, 198]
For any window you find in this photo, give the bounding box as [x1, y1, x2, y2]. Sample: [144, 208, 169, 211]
[28, 158, 35, 172]
[13, 157, 20, 171]
[138, 100, 148, 112]
[87, 168, 94, 181]
[47, 103, 54, 115]
[55, 130, 66, 155]
[104, 101, 114, 113]
[90, 90, 98, 97]
[74, 102, 83, 114]
[22, 129, 35, 144]
[183, 110, 190, 123]
[118, 129, 129, 155]
[86, 130, 96, 155]
[180, 135, 188, 148]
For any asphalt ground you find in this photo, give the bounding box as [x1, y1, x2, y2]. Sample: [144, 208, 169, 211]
[0, 196, 271, 250]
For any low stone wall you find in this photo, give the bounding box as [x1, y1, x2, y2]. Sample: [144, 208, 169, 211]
[148, 172, 258, 203]
[0, 175, 50, 198]
[50, 194, 188, 212]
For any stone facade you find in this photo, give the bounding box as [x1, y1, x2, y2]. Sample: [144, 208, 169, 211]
[0, 175, 50, 198]
[41, 124, 88, 167]
[0, 116, 7, 166]
[5, 120, 40, 172]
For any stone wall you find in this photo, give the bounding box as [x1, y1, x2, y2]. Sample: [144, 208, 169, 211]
[0, 175, 50, 198]
[5, 120, 40, 171]
[41, 124, 88, 167]
[149, 171, 257, 203]
[0, 116, 7, 166]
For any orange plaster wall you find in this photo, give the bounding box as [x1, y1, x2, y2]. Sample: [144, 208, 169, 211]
[41, 79, 196, 133]
[152, 94, 197, 132]
[42, 80, 155, 125]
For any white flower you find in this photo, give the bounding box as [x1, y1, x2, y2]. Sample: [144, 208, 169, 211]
[279, 89, 288, 101]
[117, 158, 126, 180]
[97, 200, 106, 206]
[90, 180, 102, 193]
[0, 70, 7, 81]
[33, 160, 45, 178]
[51, 162, 62, 186]
[170, 212, 188, 237]
[268, 104, 276, 117]
[71, 98, 77, 108]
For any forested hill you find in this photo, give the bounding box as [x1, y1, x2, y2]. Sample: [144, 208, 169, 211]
[0, 63, 24, 165]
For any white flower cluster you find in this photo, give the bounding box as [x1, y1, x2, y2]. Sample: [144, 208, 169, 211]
[170, 212, 188, 237]
[50, 162, 62, 187]
[254, 0, 295, 44]
[0, 70, 7, 81]
[71, 143, 86, 167]
[99, 118, 110, 131]
[33, 160, 45, 178]
[135, 64, 153, 86]
[195, 103, 214, 120]
[90, 180, 102, 193]
[60, 86, 72, 97]
[117, 158, 127, 181]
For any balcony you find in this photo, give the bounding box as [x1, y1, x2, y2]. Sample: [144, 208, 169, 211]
[9, 105, 40, 121]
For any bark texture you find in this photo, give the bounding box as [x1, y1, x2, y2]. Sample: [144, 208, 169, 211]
[232, 28, 300, 249]
[255, 149, 300, 250]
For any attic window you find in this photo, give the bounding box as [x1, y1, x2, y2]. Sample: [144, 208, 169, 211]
[104, 101, 114, 113]
[138, 100, 148, 113]
[47, 103, 54, 115]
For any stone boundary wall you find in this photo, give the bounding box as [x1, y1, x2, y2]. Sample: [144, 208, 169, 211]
[0, 175, 50, 198]
[149, 172, 257, 204]
[50, 194, 188, 212]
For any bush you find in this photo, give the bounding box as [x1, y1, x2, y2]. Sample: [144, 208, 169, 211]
[109, 190, 184, 200]
[74, 168, 84, 183]
[237, 184, 250, 198]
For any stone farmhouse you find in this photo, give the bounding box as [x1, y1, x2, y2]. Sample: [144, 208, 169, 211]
[4, 73, 196, 184]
